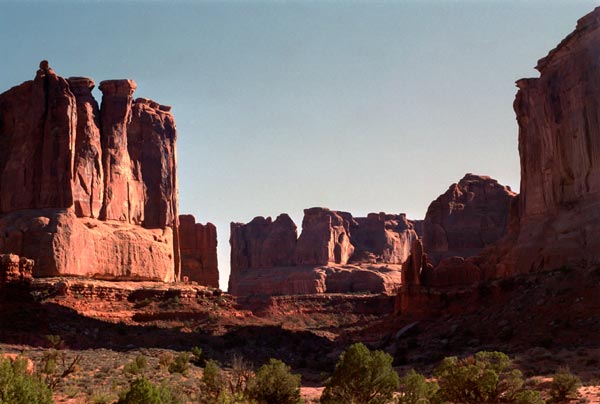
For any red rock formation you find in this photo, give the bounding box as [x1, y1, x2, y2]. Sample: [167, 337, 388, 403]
[98, 79, 143, 223]
[0, 61, 75, 213]
[508, 7, 600, 273]
[230, 214, 298, 272]
[0, 254, 33, 288]
[0, 63, 179, 281]
[179, 214, 219, 288]
[351, 213, 418, 264]
[422, 174, 516, 264]
[68, 77, 103, 218]
[128, 98, 178, 230]
[295, 208, 354, 266]
[228, 208, 415, 295]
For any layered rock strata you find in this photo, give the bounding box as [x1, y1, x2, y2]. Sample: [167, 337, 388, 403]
[0, 62, 179, 281]
[179, 215, 219, 288]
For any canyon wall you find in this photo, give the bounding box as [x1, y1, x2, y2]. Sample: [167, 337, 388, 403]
[508, 7, 600, 274]
[0, 62, 179, 281]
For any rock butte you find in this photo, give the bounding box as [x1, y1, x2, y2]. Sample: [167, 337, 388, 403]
[0, 62, 181, 281]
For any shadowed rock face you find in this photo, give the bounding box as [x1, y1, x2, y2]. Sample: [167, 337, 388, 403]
[179, 214, 219, 288]
[230, 214, 298, 272]
[0, 63, 179, 281]
[422, 174, 516, 265]
[508, 7, 600, 273]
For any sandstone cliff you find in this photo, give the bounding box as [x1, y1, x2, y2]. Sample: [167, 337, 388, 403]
[0, 62, 179, 281]
[228, 208, 417, 295]
[179, 214, 219, 288]
[422, 174, 516, 265]
[508, 7, 600, 274]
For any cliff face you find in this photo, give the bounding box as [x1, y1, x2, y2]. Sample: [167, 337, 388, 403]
[0, 62, 179, 281]
[422, 174, 516, 265]
[179, 215, 219, 288]
[228, 207, 417, 295]
[510, 7, 600, 273]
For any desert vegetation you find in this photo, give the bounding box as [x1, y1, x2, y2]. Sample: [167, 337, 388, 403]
[1, 341, 593, 404]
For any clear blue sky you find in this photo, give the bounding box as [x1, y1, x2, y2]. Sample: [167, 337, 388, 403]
[0, 0, 597, 289]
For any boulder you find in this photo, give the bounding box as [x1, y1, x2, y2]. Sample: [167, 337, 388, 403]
[422, 174, 516, 264]
[0, 254, 33, 288]
[179, 214, 219, 287]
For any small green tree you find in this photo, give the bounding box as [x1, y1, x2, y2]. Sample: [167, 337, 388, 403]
[124, 355, 147, 375]
[397, 369, 440, 404]
[0, 355, 53, 404]
[246, 358, 301, 404]
[434, 351, 534, 404]
[549, 369, 581, 402]
[168, 352, 190, 375]
[117, 376, 182, 404]
[321, 342, 399, 404]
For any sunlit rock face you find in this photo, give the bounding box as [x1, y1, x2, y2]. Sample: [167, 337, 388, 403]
[508, 7, 600, 274]
[0, 62, 179, 281]
[228, 208, 419, 295]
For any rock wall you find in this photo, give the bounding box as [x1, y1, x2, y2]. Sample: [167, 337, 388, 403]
[228, 207, 418, 295]
[179, 214, 219, 288]
[351, 213, 418, 264]
[422, 174, 516, 264]
[509, 7, 600, 274]
[295, 208, 354, 266]
[0, 62, 179, 281]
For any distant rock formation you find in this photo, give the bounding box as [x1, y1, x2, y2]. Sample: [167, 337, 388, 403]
[179, 215, 219, 288]
[423, 174, 516, 264]
[0, 62, 179, 281]
[230, 214, 297, 273]
[228, 208, 418, 295]
[351, 213, 418, 264]
[507, 7, 600, 274]
[295, 208, 355, 266]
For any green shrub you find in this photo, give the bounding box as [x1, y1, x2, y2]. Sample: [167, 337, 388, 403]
[168, 352, 190, 375]
[434, 351, 538, 404]
[321, 342, 399, 404]
[117, 376, 182, 404]
[199, 359, 248, 404]
[159, 352, 174, 369]
[549, 369, 581, 402]
[246, 358, 301, 404]
[397, 369, 440, 404]
[124, 355, 147, 375]
[0, 355, 53, 404]
[191, 346, 204, 366]
[513, 389, 545, 404]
